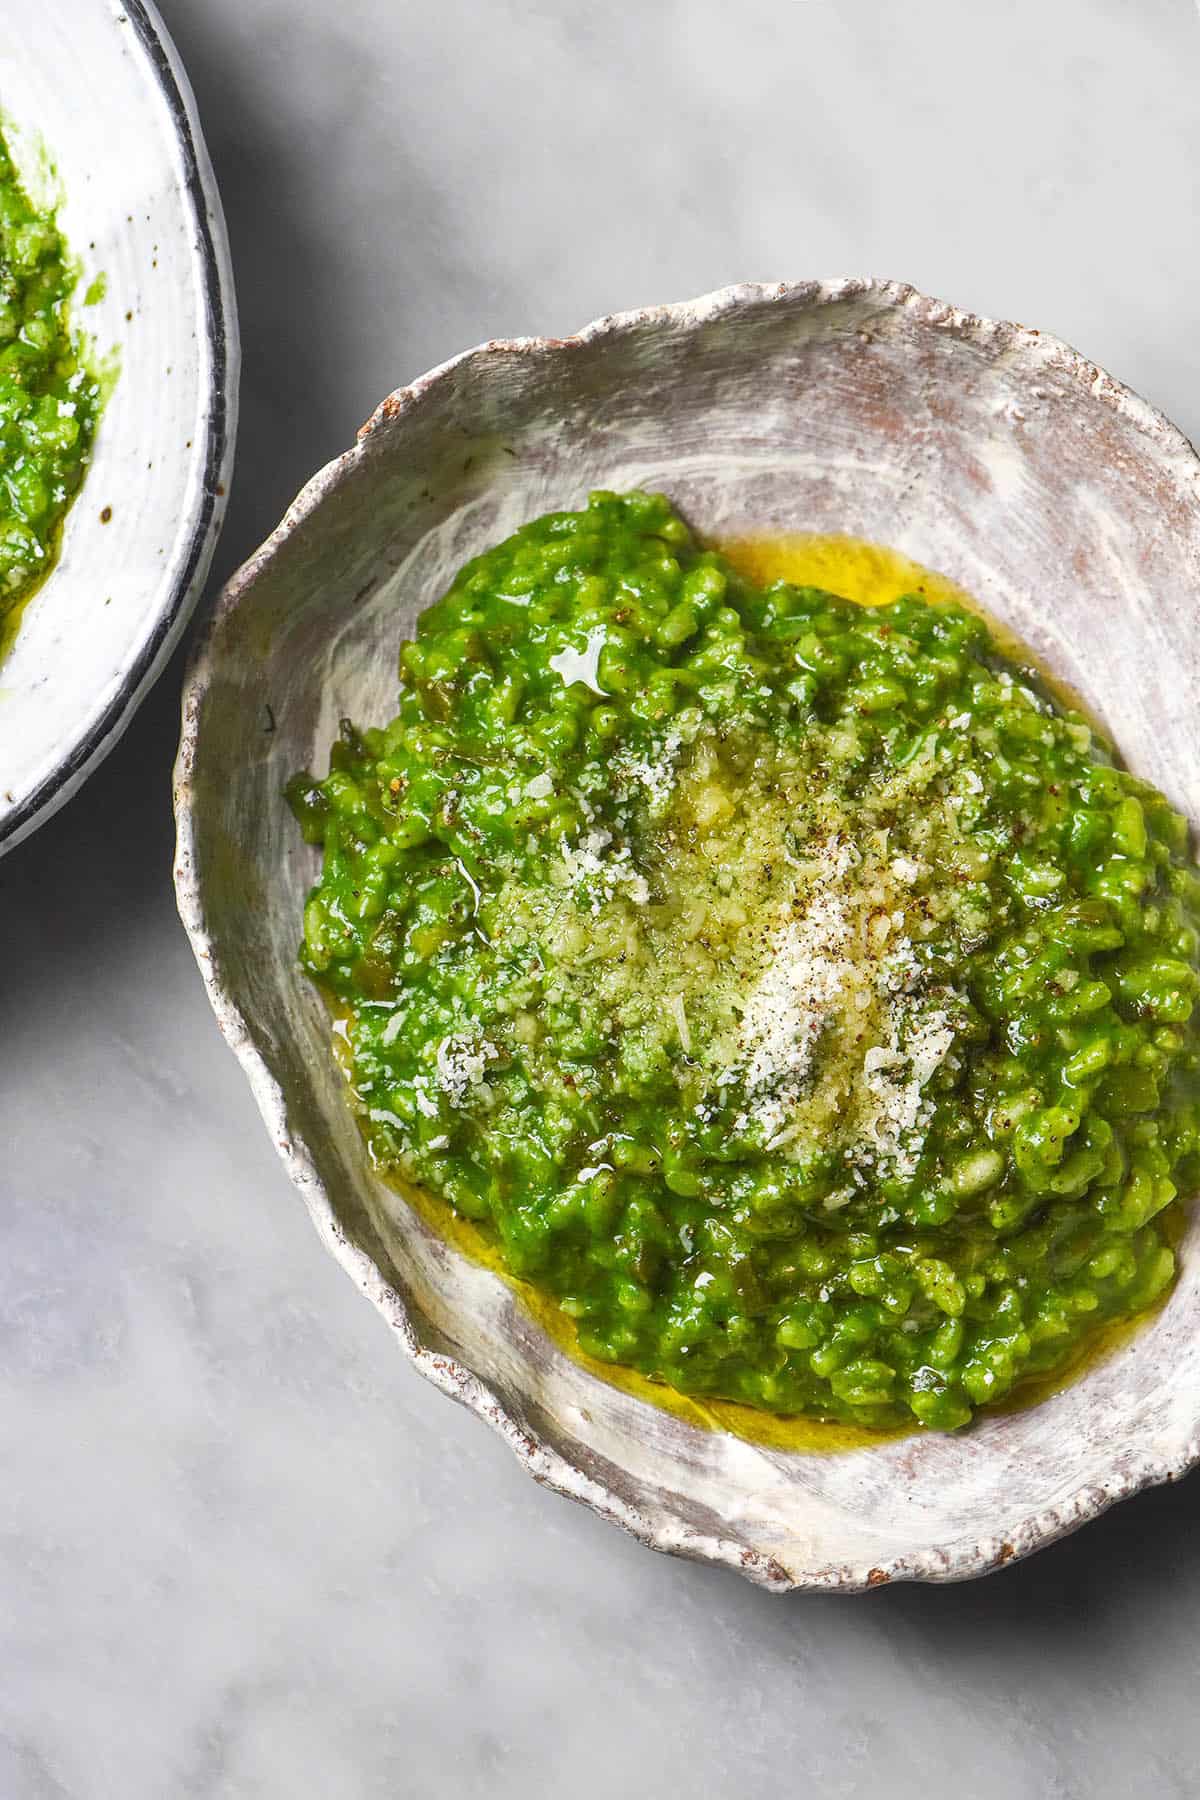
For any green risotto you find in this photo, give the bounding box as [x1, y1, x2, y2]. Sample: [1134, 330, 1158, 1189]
[289, 491, 1200, 1432]
[0, 130, 101, 647]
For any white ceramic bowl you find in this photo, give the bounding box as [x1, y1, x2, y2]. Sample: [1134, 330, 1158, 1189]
[0, 0, 237, 853]
[175, 281, 1200, 1591]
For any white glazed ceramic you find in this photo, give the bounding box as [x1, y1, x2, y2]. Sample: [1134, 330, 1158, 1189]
[0, 0, 237, 853]
[175, 281, 1200, 1591]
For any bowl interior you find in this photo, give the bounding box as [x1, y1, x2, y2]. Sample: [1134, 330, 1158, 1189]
[179, 283, 1200, 1588]
[0, 0, 235, 851]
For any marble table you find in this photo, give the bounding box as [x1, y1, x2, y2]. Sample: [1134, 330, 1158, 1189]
[4, 1, 1200, 1792]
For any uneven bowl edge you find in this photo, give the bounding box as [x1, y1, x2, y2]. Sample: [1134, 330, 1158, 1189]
[173, 278, 1200, 1592]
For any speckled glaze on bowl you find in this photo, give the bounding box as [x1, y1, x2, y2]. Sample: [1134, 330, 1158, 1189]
[0, 0, 238, 854]
[174, 281, 1200, 1591]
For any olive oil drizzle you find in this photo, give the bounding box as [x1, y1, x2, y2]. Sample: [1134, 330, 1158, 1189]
[327, 534, 1174, 1453]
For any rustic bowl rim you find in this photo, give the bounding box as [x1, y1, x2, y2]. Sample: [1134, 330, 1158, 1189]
[174, 278, 1200, 1592]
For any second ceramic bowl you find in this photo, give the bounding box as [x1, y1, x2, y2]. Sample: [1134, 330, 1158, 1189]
[0, 0, 237, 853]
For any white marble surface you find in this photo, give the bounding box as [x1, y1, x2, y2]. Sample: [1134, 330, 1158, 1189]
[4, 1, 1200, 1793]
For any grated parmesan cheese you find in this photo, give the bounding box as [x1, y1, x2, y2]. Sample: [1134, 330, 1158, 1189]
[561, 828, 650, 910]
[435, 1034, 497, 1105]
[412, 1077, 439, 1118]
[619, 729, 681, 811]
[735, 880, 854, 1143]
[854, 1005, 958, 1180]
[667, 993, 692, 1055]
[705, 825, 962, 1182]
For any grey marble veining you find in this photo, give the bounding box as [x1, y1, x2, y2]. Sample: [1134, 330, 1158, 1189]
[3, 0, 1200, 1793]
